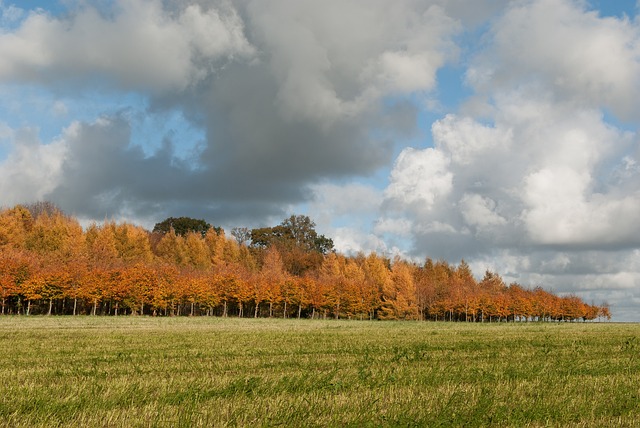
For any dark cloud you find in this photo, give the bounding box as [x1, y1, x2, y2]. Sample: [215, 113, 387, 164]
[0, 0, 461, 226]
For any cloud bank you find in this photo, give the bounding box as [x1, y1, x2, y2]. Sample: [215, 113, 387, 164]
[1, 0, 639, 320]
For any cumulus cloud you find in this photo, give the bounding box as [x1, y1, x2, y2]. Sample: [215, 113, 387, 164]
[382, 93, 640, 256]
[0, 0, 255, 92]
[1, 0, 639, 319]
[467, 0, 640, 118]
[0, 0, 463, 224]
[0, 127, 66, 204]
[384, 147, 453, 211]
[371, 0, 640, 319]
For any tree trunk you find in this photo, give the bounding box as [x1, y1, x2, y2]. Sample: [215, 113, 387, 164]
[73, 298, 77, 316]
[223, 300, 228, 317]
[254, 301, 259, 318]
[298, 303, 302, 319]
[269, 301, 273, 318]
[311, 307, 316, 319]
[1, 298, 5, 315]
[283, 301, 287, 318]
[190, 302, 195, 317]
[92, 299, 98, 316]
[48, 299, 53, 316]
[27, 300, 31, 316]
[115, 301, 119, 316]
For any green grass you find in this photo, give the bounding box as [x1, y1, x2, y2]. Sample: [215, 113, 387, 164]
[0, 317, 638, 427]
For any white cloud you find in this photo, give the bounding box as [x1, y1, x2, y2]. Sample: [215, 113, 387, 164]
[0, 2, 24, 26]
[0, 127, 66, 204]
[432, 114, 512, 165]
[469, 0, 640, 118]
[0, 0, 254, 93]
[384, 147, 453, 210]
[459, 193, 506, 229]
[331, 226, 391, 257]
[374, 217, 413, 237]
[310, 182, 382, 218]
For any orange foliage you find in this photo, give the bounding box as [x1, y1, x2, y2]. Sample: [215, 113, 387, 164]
[0, 205, 609, 320]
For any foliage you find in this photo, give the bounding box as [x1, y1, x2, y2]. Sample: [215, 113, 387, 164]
[0, 205, 609, 321]
[153, 216, 220, 237]
[251, 215, 334, 254]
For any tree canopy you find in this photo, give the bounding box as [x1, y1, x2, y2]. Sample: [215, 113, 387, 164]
[0, 204, 610, 321]
[153, 217, 220, 237]
[250, 215, 334, 254]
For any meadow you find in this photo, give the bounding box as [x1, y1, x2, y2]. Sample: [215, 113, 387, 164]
[0, 317, 638, 427]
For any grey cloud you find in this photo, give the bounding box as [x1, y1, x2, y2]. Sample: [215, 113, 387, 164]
[0, 0, 463, 226]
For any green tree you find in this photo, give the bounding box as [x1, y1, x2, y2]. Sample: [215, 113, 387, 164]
[153, 217, 219, 237]
[250, 215, 333, 276]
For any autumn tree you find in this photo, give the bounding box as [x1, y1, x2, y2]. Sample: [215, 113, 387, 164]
[379, 259, 418, 320]
[258, 247, 288, 317]
[25, 210, 85, 261]
[250, 215, 333, 276]
[361, 253, 389, 320]
[0, 205, 33, 249]
[154, 229, 189, 266]
[317, 253, 346, 319]
[0, 248, 31, 314]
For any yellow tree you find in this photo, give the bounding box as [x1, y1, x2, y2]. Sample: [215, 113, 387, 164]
[281, 276, 308, 319]
[26, 210, 85, 262]
[155, 229, 189, 266]
[379, 259, 419, 320]
[0, 248, 31, 314]
[200, 271, 221, 316]
[20, 274, 43, 316]
[0, 205, 33, 249]
[452, 260, 478, 322]
[183, 232, 212, 269]
[343, 258, 366, 319]
[122, 263, 156, 315]
[259, 247, 288, 317]
[113, 223, 153, 263]
[150, 263, 180, 316]
[318, 253, 346, 319]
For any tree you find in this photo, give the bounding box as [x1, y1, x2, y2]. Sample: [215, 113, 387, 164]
[250, 215, 333, 276]
[250, 215, 334, 255]
[0, 205, 33, 249]
[0, 248, 31, 314]
[153, 217, 219, 237]
[231, 227, 251, 246]
[379, 259, 419, 320]
[23, 201, 61, 219]
[155, 229, 189, 266]
[25, 210, 85, 261]
[259, 247, 288, 317]
[361, 253, 389, 320]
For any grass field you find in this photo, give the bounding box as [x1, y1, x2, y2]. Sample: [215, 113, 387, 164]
[0, 317, 638, 427]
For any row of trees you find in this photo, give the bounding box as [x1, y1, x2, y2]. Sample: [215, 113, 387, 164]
[0, 204, 610, 321]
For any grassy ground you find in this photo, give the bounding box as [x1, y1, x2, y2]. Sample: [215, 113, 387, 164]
[0, 317, 638, 427]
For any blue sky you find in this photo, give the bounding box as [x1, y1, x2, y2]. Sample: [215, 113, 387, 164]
[1, 0, 640, 321]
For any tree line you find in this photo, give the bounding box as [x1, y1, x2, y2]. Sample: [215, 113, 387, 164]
[0, 203, 610, 321]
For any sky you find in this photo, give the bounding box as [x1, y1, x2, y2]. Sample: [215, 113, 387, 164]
[1, 0, 639, 321]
